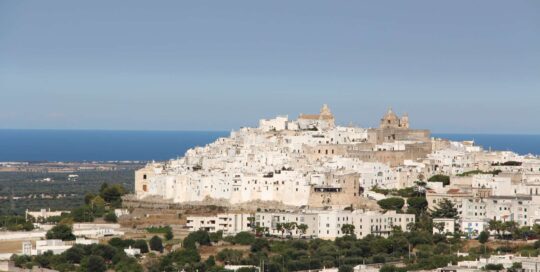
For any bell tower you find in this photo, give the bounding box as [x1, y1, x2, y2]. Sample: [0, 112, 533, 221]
[400, 113, 409, 128]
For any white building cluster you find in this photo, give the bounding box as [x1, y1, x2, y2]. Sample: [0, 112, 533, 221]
[426, 150, 540, 236]
[135, 105, 432, 208]
[186, 209, 414, 240]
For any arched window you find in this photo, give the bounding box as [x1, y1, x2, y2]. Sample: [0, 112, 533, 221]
[143, 174, 147, 180]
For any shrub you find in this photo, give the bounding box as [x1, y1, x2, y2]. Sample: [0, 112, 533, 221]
[149, 236, 164, 252]
[377, 197, 404, 211]
[82, 255, 106, 272]
[209, 230, 223, 242]
[233, 231, 256, 245]
[46, 224, 75, 241]
[338, 265, 353, 272]
[251, 238, 270, 253]
[183, 230, 211, 249]
[134, 240, 149, 254]
[165, 228, 174, 241]
[484, 263, 504, 270]
[216, 248, 243, 264]
[104, 212, 117, 223]
[372, 255, 385, 264]
[428, 175, 450, 186]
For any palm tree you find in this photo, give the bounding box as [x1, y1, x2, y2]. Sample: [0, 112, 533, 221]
[297, 224, 308, 238]
[255, 226, 265, 236]
[247, 216, 256, 231]
[276, 223, 285, 238]
[488, 219, 502, 239]
[503, 221, 518, 240]
[282, 222, 296, 238]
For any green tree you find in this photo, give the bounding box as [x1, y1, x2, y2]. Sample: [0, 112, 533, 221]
[484, 263, 503, 271]
[407, 196, 428, 215]
[72, 206, 94, 222]
[247, 216, 256, 231]
[503, 221, 518, 240]
[149, 235, 164, 252]
[508, 262, 522, 272]
[84, 193, 96, 205]
[104, 212, 117, 223]
[46, 224, 75, 241]
[165, 228, 174, 241]
[216, 248, 243, 264]
[100, 183, 127, 207]
[489, 220, 503, 238]
[250, 238, 270, 253]
[380, 265, 399, 272]
[377, 197, 405, 211]
[82, 255, 106, 272]
[338, 265, 353, 272]
[133, 240, 149, 253]
[159, 249, 201, 272]
[237, 267, 258, 272]
[478, 231, 489, 254]
[428, 175, 450, 186]
[183, 230, 211, 249]
[276, 223, 285, 238]
[11, 255, 32, 268]
[90, 196, 106, 217]
[114, 257, 144, 272]
[282, 222, 296, 237]
[65, 244, 85, 263]
[341, 224, 355, 236]
[209, 230, 223, 242]
[433, 222, 445, 234]
[297, 223, 308, 237]
[205, 255, 216, 267]
[233, 231, 255, 245]
[431, 199, 458, 219]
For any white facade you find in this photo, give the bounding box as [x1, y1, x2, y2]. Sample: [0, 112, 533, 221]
[432, 218, 455, 234]
[22, 238, 97, 256]
[124, 246, 141, 257]
[25, 209, 69, 221]
[460, 218, 488, 237]
[186, 213, 253, 235]
[255, 209, 414, 240]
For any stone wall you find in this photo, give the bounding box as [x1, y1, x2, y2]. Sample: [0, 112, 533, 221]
[307, 172, 362, 208]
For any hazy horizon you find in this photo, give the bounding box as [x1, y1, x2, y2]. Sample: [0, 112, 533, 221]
[1, 128, 540, 136]
[1, 1, 539, 133]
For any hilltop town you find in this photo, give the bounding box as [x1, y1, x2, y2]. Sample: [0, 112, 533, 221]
[135, 105, 431, 207]
[134, 105, 540, 236]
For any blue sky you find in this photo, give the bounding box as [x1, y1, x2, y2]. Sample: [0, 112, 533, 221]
[1, 1, 539, 133]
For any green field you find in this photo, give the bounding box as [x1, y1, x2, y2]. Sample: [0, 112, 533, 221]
[0, 170, 135, 214]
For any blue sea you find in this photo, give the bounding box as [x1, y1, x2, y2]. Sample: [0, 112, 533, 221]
[0, 130, 538, 162]
[0, 129, 228, 162]
[433, 133, 540, 156]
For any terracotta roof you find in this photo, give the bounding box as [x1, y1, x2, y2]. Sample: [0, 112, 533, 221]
[446, 189, 460, 194]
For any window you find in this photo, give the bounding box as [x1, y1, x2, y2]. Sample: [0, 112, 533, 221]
[143, 174, 147, 179]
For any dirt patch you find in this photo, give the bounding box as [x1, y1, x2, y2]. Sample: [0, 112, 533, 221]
[198, 244, 251, 260]
[462, 239, 532, 251]
[0, 240, 32, 254]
